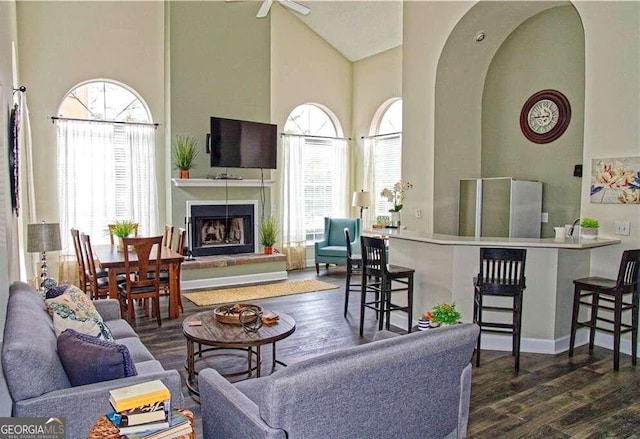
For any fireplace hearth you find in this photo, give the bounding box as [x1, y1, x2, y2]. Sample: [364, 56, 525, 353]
[187, 201, 258, 256]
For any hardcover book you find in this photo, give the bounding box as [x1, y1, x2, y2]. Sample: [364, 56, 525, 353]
[108, 400, 169, 427]
[109, 380, 170, 413]
[124, 410, 192, 439]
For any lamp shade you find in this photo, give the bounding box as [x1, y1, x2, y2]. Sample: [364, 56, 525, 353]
[27, 223, 62, 253]
[352, 191, 372, 208]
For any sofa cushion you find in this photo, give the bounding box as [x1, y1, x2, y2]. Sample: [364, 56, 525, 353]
[106, 319, 139, 340]
[2, 282, 71, 401]
[45, 285, 114, 341]
[57, 329, 137, 386]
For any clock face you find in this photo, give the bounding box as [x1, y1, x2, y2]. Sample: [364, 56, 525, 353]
[520, 90, 571, 144]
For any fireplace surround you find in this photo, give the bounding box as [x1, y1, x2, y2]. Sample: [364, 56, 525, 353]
[186, 200, 258, 257]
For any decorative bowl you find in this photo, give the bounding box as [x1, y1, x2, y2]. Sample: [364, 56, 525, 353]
[214, 304, 263, 325]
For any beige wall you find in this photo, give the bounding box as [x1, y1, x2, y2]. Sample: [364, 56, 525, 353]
[168, 1, 272, 229]
[352, 46, 402, 215]
[17, 1, 166, 247]
[405, 0, 639, 277]
[482, 5, 584, 238]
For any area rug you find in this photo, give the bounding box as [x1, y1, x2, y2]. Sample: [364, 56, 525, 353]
[183, 279, 339, 307]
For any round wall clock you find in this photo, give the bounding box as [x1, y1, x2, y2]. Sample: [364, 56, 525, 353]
[519, 89, 571, 144]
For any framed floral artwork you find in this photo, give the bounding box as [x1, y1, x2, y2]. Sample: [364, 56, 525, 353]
[590, 157, 640, 204]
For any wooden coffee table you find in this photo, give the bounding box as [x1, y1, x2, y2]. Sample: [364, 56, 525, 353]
[182, 309, 295, 394]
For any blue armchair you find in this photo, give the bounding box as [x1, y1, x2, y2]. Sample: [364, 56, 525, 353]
[314, 217, 360, 274]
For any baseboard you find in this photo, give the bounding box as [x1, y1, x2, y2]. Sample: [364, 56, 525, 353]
[390, 314, 638, 356]
[181, 271, 288, 291]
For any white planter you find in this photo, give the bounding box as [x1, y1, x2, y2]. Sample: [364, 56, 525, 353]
[581, 228, 598, 240]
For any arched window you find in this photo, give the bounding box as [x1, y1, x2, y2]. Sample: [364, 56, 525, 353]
[56, 80, 158, 250]
[365, 98, 402, 219]
[281, 103, 347, 267]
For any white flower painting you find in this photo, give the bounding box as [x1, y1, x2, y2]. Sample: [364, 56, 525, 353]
[590, 157, 640, 204]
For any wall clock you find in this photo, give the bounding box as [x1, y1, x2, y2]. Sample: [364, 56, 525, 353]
[519, 89, 571, 144]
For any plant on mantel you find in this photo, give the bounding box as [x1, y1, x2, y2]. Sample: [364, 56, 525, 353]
[173, 135, 200, 178]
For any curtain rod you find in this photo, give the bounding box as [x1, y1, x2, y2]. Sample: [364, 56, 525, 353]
[361, 131, 402, 139]
[281, 133, 351, 141]
[51, 116, 159, 128]
[13, 86, 26, 94]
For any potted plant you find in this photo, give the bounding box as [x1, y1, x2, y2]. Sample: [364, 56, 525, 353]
[259, 216, 278, 255]
[580, 217, 599, 240]
[380, 180, 413, 228]
[173, 135, 200, 179]
[429, 302, 461, 326]
[109, 219, 138, 252]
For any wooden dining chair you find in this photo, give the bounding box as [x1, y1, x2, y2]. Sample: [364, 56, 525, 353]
[71, 228, 89, 292]
[81, 233, 115, 300]
[157, 227, 186, 315]
[108, 222, 139, 245]
[118, 236, 164, 326]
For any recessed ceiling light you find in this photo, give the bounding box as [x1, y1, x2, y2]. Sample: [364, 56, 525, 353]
[475, 31, 486, 42]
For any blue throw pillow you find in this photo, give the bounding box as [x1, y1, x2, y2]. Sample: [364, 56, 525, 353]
[45, 284, 69, 299]
[57, 329, 137, 386]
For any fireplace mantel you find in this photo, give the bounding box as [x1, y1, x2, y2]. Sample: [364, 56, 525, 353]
[172, 178, 275, 188]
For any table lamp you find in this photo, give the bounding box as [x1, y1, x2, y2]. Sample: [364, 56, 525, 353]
[352, 190, 372, 220]
[27, 222, 62, 291]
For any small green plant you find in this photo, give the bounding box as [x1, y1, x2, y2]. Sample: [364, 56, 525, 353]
[430, 302, 461, 325]
[109, 220, 137, 238]
[173, 135, 200, 170]
[259, 216, 278, 247]
[580, 218, 599, 229]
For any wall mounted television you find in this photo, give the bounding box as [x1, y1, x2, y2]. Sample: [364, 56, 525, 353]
[209, 116, 277, 169]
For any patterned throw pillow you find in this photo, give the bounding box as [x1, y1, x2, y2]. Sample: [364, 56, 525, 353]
[45, 284, 114, 341]
[57, 329, 137, 386]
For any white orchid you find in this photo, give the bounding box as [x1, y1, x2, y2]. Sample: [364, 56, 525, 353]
[381, 180, 413, 212]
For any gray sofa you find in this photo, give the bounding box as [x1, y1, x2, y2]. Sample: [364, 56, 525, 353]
[1, 281, 184, 438]
[200, 323, 479, 439]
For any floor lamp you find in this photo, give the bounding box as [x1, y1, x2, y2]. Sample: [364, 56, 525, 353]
[27, 222, 62, 292]
[352, 190, 372, 220]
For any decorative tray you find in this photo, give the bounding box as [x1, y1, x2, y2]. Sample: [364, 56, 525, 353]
[213, 304, 263, 325]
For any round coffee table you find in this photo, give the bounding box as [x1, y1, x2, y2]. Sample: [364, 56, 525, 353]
[182, 309, 295, 394]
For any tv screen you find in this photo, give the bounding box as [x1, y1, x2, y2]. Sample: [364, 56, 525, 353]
[209, 117, 277, 169]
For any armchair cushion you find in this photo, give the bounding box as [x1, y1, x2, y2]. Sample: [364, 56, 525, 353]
[314, 217, 360, 267]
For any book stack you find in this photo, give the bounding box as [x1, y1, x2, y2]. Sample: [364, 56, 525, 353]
[107, 380, 193, 438]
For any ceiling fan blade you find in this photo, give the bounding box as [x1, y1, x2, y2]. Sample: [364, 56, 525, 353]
[256, 0, 273, 18]
[279, 0, 310, 16]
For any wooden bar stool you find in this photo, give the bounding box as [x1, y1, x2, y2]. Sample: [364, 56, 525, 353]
[343, 227, 363, 318]
[360, 236, 414, 336]
[569, 249, 640, 371]
[474, 247, 527, 372]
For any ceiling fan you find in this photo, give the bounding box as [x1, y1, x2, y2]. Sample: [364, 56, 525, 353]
[256, 0, 310, 18]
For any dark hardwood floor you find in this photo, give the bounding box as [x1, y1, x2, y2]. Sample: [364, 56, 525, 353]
[134, 267, 640, 438]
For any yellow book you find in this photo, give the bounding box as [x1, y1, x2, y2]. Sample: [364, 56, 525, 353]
[109, 380, 170, 413]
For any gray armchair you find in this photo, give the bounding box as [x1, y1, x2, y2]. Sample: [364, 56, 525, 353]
[314, 217, 360, 274]
[200, 323, 479, 439]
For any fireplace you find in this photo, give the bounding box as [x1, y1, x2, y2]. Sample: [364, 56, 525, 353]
[187, 200, 258, 256]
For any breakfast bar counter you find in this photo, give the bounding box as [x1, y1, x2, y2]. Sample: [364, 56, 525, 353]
[377, 228, 621, 354]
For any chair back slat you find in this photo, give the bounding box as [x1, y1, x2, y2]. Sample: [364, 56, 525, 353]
[122, 236, 163, 292]
[80, 233, 104, 299]
[616, 249, 640, 290]
[71, 228, 87, 289]
[478, 248, 526, 292]
[361, 236, 386, 277]
[164, 224, 175, 249]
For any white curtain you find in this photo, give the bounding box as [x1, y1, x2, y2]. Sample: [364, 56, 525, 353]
[363, 137, 376, 229]
[57, 120, 158, 253]
[125, 124, 159, 237]
[280, 135, 306, 270]
[332, 138, 349, 217]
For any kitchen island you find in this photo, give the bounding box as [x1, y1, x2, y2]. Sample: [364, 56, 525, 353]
[377, 228, 621, 354]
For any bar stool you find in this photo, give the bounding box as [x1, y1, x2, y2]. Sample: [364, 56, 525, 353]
[343, 227, 363, 318]
[474, 247, 527, 372]
[569, 249, 640, 371]
[360, 236, 414, 336]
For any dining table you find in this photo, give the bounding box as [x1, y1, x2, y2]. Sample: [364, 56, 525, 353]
[93, 244, 185, 320]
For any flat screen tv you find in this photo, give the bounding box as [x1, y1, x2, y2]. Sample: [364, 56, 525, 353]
[209, 116, 277, 169]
